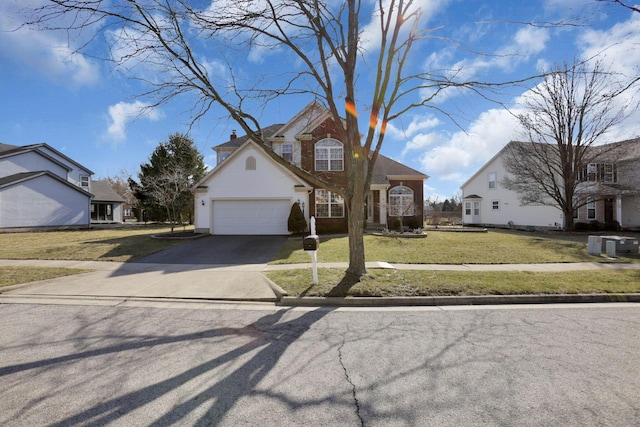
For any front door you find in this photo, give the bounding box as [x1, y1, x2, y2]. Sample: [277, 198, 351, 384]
[367, 191, 374, 224]
[604, 198, 614, 222]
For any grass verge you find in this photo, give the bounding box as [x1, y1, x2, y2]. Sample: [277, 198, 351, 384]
[265, 268, 640, 297]
[0, 267, 91, 288]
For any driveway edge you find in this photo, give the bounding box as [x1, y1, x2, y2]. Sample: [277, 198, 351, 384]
[279, 293, 640, 307]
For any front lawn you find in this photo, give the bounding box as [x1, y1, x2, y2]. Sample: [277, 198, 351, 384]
[0, 224, 194, 262]
[271, 230, 640, 265]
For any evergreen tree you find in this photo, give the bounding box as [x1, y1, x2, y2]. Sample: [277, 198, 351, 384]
[287, 202, 307, 234]
[132, 133, 207, 232]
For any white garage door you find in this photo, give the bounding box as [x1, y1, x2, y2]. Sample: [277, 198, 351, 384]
[212, 199, 291, 235]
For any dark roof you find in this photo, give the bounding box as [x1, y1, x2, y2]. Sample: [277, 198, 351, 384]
[0, 142, 94, 174]
[214, 124, 285, 151]
[0, 143, 20, 153]
[371, 154, 428, 184]
[91, 180, 125, 203]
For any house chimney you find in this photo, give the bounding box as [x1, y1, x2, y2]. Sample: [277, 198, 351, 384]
[230, 130, 237, 140]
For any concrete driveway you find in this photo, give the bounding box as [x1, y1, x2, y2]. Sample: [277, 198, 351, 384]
[1, 235, 291, 304]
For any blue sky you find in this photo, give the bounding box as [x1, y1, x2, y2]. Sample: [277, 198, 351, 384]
[1, 0, 639, 201]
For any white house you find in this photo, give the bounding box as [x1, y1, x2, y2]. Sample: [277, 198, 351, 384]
[461, 138, 640, 230]
[0, 143, 94, 231]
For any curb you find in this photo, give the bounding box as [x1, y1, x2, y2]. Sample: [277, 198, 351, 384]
[279, 293, 640, 307]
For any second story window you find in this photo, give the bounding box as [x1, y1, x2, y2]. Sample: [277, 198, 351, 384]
[80, 176, 90, 188]
[488, 172, 497, 189]
[315, 138, 343, 171]
[281, 143, 293, 163]
[579, 163, 617, 183]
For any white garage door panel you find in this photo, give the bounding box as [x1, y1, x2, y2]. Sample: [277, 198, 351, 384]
[212, 200, 290, 235]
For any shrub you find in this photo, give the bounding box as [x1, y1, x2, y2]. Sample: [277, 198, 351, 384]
[287, 202, 307, 234]
[604, 220, 621, 231]
[589, 220, 603, 231]
[574, 222, 589, 231]
[405, 217, 422, 230]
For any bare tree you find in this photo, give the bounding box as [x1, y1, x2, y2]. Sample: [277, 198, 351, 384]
[24, 1, 493, 279]
[598, 0, 640, 14]
[142, 164, 192, 233]
[502, 60, 634, 229]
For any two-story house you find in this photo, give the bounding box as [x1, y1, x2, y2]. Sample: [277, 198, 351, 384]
[460, 138, 640, 230]
[193, 102, 428, 235]
[0, 142, 94, 231]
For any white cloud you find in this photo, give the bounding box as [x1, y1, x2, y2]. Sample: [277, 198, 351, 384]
[0, 5, 100, 87]
[105, 101, 163, 142]
[359, 0, 451, 53]
[579, 10, 640, 77]
[418, 107, 521, 182]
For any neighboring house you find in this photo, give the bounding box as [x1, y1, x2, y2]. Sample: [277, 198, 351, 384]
[0, 142, 93, 231]
[460, 138, 640, 230]
[90, 180, 125, 223]
[193, 102, 428, 235]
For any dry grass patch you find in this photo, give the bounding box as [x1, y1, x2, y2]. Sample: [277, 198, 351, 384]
[271, 230, 640, 265]
[0, 225, 193, 262]
[0, 267, 90, 288]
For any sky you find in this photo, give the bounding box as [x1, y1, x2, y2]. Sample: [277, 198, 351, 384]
[1, 0, 639, 202]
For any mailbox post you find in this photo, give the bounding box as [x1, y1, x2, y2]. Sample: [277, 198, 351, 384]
[303, 216, 319, 285]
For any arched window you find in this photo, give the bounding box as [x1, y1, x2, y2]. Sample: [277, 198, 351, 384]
[315, 138, 343, 171]
[245, 156, 256, 170]
[389, 186, 414, 216]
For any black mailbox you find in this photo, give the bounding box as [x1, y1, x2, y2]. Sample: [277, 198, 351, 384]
[303, 235, 319, 251]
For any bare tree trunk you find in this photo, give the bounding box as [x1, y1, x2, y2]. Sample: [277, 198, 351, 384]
[345, 148, 368, 278]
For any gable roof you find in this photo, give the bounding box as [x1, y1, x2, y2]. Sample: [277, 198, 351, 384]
[91, 180, 125, 203]
[195, 138, 313, 190]
[0, 171, 93, 197]
[0, 143, 94, 174]
[214, 124, 284, 152]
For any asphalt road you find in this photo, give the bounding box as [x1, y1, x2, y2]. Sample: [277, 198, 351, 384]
[1, 302, 638, 426]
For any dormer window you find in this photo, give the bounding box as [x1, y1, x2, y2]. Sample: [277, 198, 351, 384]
[80, 175, 90, 188]
[315, 138, 343, 171]
[281, 143, 293, 162]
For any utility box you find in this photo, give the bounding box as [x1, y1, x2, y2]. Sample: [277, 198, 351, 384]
[303, 235, 319, 251]
[601, 236, 639, 254]
[588, 235, 602, 255]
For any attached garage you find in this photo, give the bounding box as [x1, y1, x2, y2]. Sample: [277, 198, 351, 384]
[211, 199, 291, 235]
[193, 140, 312, 235]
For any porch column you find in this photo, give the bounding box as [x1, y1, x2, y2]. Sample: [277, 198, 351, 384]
[616, 195, 623, 228]
[379, 188, 387, 225]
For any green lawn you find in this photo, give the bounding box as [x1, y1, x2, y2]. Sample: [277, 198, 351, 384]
[271, 230, 640, 264]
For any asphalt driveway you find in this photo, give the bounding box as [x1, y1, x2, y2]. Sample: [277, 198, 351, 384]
[131, 235, 290, 266]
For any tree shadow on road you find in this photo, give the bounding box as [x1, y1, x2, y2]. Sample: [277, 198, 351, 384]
[0, 307, 334, 426]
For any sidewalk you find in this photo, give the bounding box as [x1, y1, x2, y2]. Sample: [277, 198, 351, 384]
[1, 259, 640, 307]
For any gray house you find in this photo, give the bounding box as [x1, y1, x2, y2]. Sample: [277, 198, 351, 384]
[0, 142, 93, 231]
[90, 180, 125, 224]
